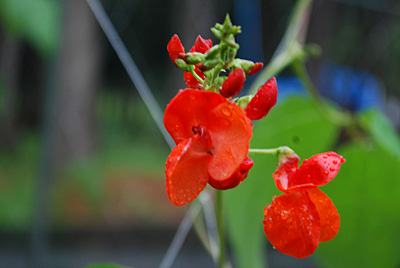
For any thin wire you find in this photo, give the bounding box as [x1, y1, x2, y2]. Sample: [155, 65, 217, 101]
[86, 0, 175, 149]
[159, 202, 202, 268]
[86, 1, 209, 267]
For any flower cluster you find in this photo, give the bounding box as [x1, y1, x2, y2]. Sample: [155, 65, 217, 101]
[263, 150, 345, 258]
[164, 14, 345, 260]
[164, 15, 277, 206]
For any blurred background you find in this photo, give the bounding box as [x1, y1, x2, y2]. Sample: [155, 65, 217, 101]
[0, 0, 400, 267]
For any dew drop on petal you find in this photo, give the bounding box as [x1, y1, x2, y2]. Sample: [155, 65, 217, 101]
[221, 106, 232, 117]
[281, 211, 289, 220]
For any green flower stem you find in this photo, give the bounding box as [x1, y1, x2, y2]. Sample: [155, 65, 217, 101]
[189, 65, 204, 85]
[291, 60, 321, 102]
[216, 190, 226, 268]
[249, 146, 294, 156]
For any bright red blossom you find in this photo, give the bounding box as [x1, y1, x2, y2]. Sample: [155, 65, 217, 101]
[164, 89, 253, 206]
[245, 77, 278, 120]
[263, 151, 345, 258]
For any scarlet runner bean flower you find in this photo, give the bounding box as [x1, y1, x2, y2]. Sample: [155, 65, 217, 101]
[263, 151, 345, 258]
[164, 89, 253, 206]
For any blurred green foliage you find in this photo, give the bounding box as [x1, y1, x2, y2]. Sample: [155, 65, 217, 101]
[0, 92, 169, 230]
[225, 96, 400, 268]
[0, 0, 60, 57]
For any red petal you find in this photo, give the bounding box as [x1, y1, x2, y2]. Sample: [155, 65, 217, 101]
[190, 35, 213, 53]
[273, 151, 345, 193]
[220, 68, 246, 98]
[163, 89, 226, 144]
[167, 34, 185, 65]
[273, 152, 301, 192]
[306, 188, 340, 242]
[206, 100, 253, 182]
[165, 137, 212, 206]
[245, 77, 278, 120]
[287, 152, 346, 192]
[184, 68, 204, 89]
[208, 157, 253, 190]
[263, 191, 320, 259]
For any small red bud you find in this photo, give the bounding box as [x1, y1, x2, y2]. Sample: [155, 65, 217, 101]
[220, 68, 246, 98]
[245, 77, 278, 120]
[190, 35, 213, 53]
[245, 62, 263, 76]
[167, 34, 185, 66]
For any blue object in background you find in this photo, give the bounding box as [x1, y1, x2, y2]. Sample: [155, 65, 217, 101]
[275, 76, 308, 103]
[318, 62, 384, 112]
[275, 62, 384, 113]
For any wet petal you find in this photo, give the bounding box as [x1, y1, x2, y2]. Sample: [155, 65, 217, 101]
[165, 137, 212, 206]
[220, 68, 246, 98]
[163, 89, 225, 144]
[245, 77, 278, 120]
[306, 188, 340, 242]
[206, 100, 253, 182]
[208, 157, 253, 190]
[263, 191, 320, 259]
[288, 151, 346, 192]
[273, 152, 301, 192]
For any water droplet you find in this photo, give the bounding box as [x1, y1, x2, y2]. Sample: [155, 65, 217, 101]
[332, 160, 338, 165]
[329, 167, 336, 172]
[221, 106, 232, 117]
[280, 211, 289, 220]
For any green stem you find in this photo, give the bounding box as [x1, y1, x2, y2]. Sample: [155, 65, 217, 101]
[291, 60, 321, 102]
[190, 65, 204, 85]
[249, 146, 294, 156]
[216, 190, 226, 268]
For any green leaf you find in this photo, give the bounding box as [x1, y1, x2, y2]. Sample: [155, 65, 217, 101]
[358, 109, 400, 160]
[224, 96, 341, 268]
[315, 142, 400, 268]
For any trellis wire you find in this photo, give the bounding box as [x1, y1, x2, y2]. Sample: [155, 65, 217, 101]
[86, 0, 216, 267]
[86, 0, 175, 149]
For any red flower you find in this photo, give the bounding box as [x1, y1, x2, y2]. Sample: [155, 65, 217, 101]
[220, 68, 246, 98]
[245, 77, 278, 120]
[184, 35, 213, 89]
[164, 89, 253, 206]
[263, 151, 345, 258]
[167, 34, 185, 66]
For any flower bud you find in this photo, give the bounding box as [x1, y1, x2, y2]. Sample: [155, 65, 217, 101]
[167, 34, 185, 67]
[245, 77, 278, 120]
[220, 68, 246, 98]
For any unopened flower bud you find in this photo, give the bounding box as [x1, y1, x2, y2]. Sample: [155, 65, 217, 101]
[220, 68, 246, 98]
